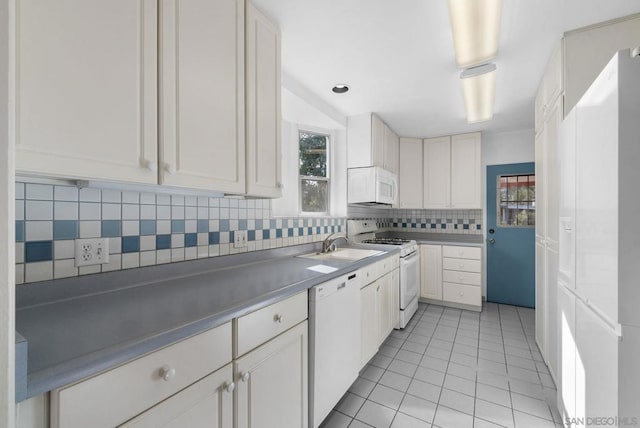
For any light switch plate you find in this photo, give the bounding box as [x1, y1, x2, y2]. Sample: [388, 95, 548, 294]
[75, 238, 110, 267]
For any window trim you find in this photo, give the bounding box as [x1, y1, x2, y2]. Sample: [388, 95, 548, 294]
[298, 129, 331, 216]
[496, 174, 536, 228]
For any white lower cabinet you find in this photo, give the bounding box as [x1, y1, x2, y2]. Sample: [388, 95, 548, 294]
[359, 257, 400, 368]
[46, 291, 309, 428]
[419, 244, 482, 311]
[574, 300, 619, 422]
[121, 364, 233, 428]
[51, 323, 233, 428]
[360, 280, 379, 368]
[420, 245, 442, 300]
[235, 321, 308, 428]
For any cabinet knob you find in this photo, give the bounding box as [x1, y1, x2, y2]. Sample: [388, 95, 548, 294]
[277, 182, 283, 189]
[459, 292, 464, 297]
[240, 372, 251, 383]
[144, 160, 157, 172]
[459, 264, 464, 269]
[224, 381, 235, 393]
[274, 314, 284, 323]
[164, 163, 176, 175]
[159, 365, 176, 381]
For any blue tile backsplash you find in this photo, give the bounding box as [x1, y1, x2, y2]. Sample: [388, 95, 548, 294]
[15, 181, 346, 284]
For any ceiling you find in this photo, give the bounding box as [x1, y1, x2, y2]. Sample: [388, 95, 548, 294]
[252, 0, 640, 137]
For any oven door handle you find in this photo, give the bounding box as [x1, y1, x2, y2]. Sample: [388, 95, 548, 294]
[402, 250, 418, 261]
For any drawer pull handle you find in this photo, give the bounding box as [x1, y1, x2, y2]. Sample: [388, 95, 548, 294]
[459, 292, 464, 296]
[224, 381, 235, 393]
[274, 314, 284, 323]
[240, 372, 251, 383]
[159, 365, 176, 381]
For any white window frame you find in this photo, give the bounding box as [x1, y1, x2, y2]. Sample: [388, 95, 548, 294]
[298, 128, 330, 216]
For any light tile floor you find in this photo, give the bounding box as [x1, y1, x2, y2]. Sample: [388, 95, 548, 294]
[321, 302, 563, 428]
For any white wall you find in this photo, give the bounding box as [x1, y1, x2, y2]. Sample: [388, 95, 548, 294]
[273, 84, 347, 218]
[1, 0, 16, 424]
[480, 129, 535, 296]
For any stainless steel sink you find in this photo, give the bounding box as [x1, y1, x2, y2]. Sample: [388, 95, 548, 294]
[298, 248, 384, 262]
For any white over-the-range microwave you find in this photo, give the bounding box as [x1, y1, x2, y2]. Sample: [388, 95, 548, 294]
[347, 166, 398, 206]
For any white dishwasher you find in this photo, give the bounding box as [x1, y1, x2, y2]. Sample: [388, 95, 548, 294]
[309, 271, 361, 428]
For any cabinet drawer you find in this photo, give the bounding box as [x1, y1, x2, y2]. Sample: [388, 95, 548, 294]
[235, 291, 308, 357]
[443, 269, 481, 286]
[359, 263, 378, 286]
[442, 245, 481, 260]
[443, 282, 481, 307]
[442, 257, 481, 273]
[51, 322, 232, 428]
[376, 256, 395, 277]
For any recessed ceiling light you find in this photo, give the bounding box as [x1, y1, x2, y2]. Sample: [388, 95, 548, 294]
[332, 84, 350, 94]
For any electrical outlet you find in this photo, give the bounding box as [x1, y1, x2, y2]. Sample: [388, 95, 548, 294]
[75, 238, 110, 267]
[234, 230, 248, 248]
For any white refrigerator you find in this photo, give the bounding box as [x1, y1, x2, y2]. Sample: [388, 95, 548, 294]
[557, 47, 640, 424]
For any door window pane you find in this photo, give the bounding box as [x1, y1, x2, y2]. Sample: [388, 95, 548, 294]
[498, 174, 535, 227]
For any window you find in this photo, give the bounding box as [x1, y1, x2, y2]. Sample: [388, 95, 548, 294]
[498, 174, 535, 227]
[299, 131, 329, 214]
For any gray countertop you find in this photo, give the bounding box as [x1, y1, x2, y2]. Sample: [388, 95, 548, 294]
[16, 242, 398, 400]
[378, 231, 485, 247]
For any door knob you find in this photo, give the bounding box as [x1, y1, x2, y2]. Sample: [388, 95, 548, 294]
[488, 238, 496, 244]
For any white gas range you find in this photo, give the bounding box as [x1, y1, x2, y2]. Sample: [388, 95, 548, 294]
[348, 220, 419, 329]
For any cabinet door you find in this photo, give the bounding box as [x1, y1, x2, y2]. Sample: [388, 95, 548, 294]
[371, 115, 385, 168]
[535, 131, 546, 240]
[15, 0, 158, 184]
[383, 126, 399, 174]
[544, 99, 562, 247]
[399, 138, 423, 209]
[377, 274, 393, 345]
[574, 300, 618, 421]
[535, 239, 547, 359]
[160, 0, 246, 193]
[450, 132, 481, 209]
[558, 108, 576, 288]
[564, 15, 640, 114]
[545, 246, 559, 380]
[121, 364, 233, 428]
[235, 322, 308, 428]
[574, 58, 619, 326]
[360, 283, 379, 368]
[423, 137, 451, 209]
[391, 268, 400, 330]
[558, 284, 576, 421]
[420, 245, 442, 300]
[246, 3, 282, 198]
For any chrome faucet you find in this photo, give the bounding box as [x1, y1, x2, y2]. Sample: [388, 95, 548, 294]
[321, 233, 349, 253]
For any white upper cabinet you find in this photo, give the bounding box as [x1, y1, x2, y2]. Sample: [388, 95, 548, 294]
[371, 114, 386, 168]
[423, 136, 451, 209]
[383, 126, 399, 174]
[159, 0, 246, 193]
[564, 14, 640, 115]
[15, 0, 158, 184]
[398, 138, 423, 209]
[245, 3, 282, 198]
[450, 132, 481, 209]
[347, 113, 398, 174]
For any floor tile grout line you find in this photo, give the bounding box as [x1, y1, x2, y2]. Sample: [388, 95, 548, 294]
[389, 303, 448, 427]
[355, 304, 431, 427]
[498, 304, 519, 428]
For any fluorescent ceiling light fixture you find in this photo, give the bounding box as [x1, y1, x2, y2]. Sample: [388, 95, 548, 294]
[447, 0, 502, 68]
[460, 63, 496, 123]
